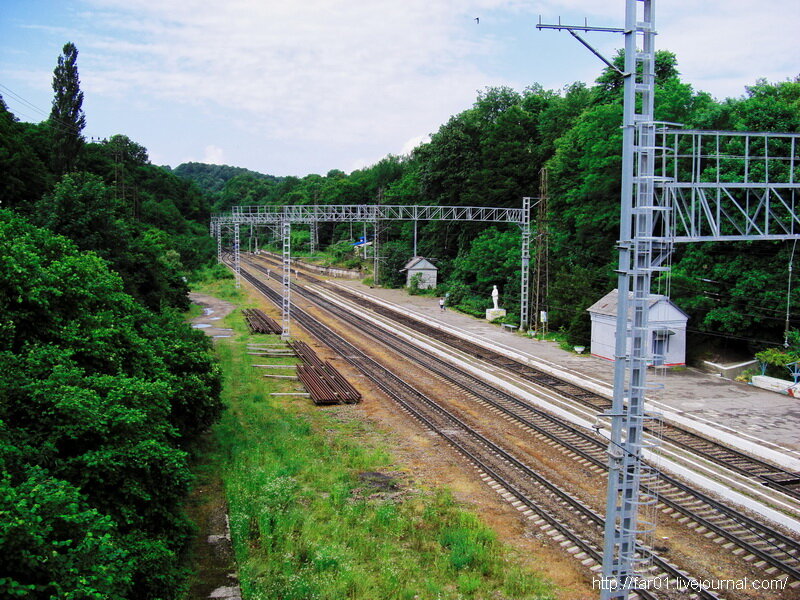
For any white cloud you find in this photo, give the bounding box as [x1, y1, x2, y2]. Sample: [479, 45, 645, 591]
[202, 144, 225, 165]
[7, 0, 798, 175]
[77, 0, 503, 149]
[658, 0, 800, 99]
[401, 134, 430, 155]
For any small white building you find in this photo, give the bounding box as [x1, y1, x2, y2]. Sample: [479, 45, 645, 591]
[402, 257, 438, 290]
[587, 289, 689, 366]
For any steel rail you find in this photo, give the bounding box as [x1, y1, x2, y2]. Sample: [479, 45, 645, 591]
[243, 257, 800, 583]
[234, 261, 726, 599]
[305, 269, 800, 502]
[251, 251, 800, 498]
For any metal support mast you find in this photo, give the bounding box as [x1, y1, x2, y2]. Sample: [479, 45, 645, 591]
[310, 211, 318, 254]
[603, 2, 662, 593]
[533, 168, 550, 336]
[540, 2, 662, 596]
[520, 195, 532, 330]
[234, 223, 241, 288]
[281, 218, 292, 339]
[373, 219, 381, 285]
[215, 221, 222, 263]
[373, 190, 383, 286]
[539, 4, 800, 595]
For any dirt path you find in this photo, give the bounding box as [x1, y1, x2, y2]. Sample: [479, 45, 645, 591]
[188, 292, 236, 339]
[185, 292, 241, 600]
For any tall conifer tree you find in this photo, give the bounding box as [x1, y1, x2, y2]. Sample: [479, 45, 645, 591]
[50, 42, 85, 174]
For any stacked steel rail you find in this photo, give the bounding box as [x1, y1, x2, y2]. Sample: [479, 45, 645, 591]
[289, 340, 326, 368]
[290, 341, 361, 405]
[241, 308, 282, 334]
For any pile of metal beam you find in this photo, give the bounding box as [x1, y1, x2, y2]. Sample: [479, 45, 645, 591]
[242, 308, 282, 334]
[290, 341, 361, 405]
[289, 340, 325, 368]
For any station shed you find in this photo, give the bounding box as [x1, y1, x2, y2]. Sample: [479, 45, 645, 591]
[587, 289, 689, 366]
[402, 257, 438, 290]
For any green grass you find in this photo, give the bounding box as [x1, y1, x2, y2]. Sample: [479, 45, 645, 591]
[190, 280, 556, 600]
[185, 302, 204, 319]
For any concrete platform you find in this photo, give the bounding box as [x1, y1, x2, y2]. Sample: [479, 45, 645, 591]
[330, 280, 800, 464]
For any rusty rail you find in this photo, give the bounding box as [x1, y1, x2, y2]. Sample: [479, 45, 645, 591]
[290, 340, 360, 404]
[289, 340, 326, 369]
[297, 363, 361, 405]
[242, 308, 282, 334]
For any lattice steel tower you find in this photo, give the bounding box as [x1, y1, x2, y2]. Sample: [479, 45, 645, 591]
[540, 1, 666, 595]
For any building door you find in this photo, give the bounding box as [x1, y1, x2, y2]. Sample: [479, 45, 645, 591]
[652, 333, 668, 365]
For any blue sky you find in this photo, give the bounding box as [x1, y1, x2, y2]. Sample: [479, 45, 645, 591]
[2, 1, 798, 176]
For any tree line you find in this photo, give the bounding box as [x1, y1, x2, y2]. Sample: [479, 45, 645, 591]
[1, 43, 223, 598]
[193, 51, 800, 357]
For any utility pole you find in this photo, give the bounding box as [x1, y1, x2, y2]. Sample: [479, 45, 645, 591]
[533, 168, 550, 337]
[373, 189, 383, 286]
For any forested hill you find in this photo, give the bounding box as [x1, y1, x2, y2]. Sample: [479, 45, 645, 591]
[1, 42, 223, 600]
[0, 102, 217, 308]
[171, 161, 279, 196]
[208, 50, 800, 357]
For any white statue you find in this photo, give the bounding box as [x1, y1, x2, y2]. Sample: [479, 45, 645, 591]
[491, 285, 499, 310]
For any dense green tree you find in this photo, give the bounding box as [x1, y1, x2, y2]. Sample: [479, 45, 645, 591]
[49, 42, 85, 175]
[0, 468, 132, 599]
[594, 49, 680, 105]
[448, 227, 522, 316]
[547, 102, 623, 270]
[173, 161, 277, 196]
[0, 209, 223, 598]
[733, 77, 800, 132]
[665, 242, 799, 343]
[380, 238, 415, 288]
[0, 97, 51, 210]
[417, 110, 481, 206]
[35, 172, 190, 311]
[0, 43, 222, 600]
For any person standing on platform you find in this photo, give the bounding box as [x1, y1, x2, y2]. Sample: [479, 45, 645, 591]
[439, 298, 445, 311]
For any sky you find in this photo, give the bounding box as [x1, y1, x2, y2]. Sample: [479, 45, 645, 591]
[1, 0, 798, 177]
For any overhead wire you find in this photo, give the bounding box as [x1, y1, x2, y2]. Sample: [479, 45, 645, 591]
[0, 82, 86, 137]
[0, 82, 50, 118]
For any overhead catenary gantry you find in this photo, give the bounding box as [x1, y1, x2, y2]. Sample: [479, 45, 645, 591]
[211, 203, 531, 338]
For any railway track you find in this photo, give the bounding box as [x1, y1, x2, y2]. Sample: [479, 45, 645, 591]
[235, 261, 728, 600]
[262, 255, 800, 503]
[241, 256, 800, 588]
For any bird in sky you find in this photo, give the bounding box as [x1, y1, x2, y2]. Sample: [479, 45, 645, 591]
[475, 17, 479, 24]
